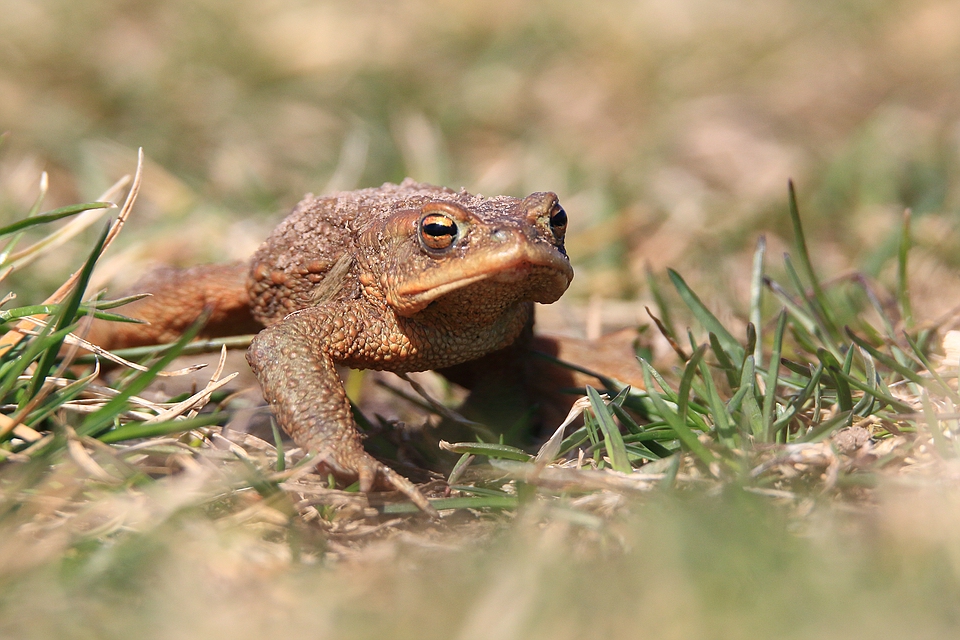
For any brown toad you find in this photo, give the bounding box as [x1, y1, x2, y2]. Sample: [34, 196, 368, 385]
[91, 179, 573, 515]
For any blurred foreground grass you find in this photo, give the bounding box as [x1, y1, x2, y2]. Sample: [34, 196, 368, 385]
[4, 485, 960, 639]
[3, 0, 960, 638]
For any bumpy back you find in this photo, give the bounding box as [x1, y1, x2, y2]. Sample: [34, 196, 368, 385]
[247, 180, 458, 325]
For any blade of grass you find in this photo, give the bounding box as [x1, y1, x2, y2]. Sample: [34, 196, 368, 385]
[668, 268, 744, 363]
[765, 276, 819, 336]
[439, 441, 533, 462]
[640, 359, 716, 467]
[677, 344, 707, 424]
[739, 356, 764, 438]
[761, 310, 787, 441]
[898, 209, 913, 328]
[78, 312, 210, 439]
[786, 179, 840, 342]
[645, 264, 677, 341]
[845, 328, 924, 385]
[97, 413, 224, 444]
[586, 385, 631, 473]
[381, 495, 519, 514]
[708, 332, 739, 388]
[750, 235, 766, 366]
[447, 454, 474, 484]
[0, 202, 113, 238]
[0, 172, 47, 264]
[902, 330, 960, 404]
[771, 362, 824, 439]
[0, 303, 144, 324]
[853, 346, 878, 416]
[25, 222, 110, 400]
[817, 348, 853, 413]
[610, 404, 674, 458]
[696, 348, 735, 446]
[797, 410, 853, 443]
[271, 417, 286, 472]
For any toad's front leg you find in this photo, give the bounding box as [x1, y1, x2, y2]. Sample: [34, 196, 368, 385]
[246, 305, 438, 517]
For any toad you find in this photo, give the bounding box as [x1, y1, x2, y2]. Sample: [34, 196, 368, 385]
[91, 179, 573, 516]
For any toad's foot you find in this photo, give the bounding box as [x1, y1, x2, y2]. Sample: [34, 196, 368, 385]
[247, 310, 439, 518]
[315, 441, 439, 518]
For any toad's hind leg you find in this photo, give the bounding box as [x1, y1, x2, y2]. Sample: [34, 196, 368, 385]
[87, 262, 262, 350]
[246, 305, 439, 518]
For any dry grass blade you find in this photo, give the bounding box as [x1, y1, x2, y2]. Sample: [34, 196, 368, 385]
[20, 317, 208, 376]
[145, 372, 238, 424]
[535, 396, 595, 467]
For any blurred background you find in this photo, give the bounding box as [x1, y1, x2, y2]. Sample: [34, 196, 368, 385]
[2, 0, 960, 332]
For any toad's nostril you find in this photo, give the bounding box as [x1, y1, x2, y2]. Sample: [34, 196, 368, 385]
[491, 228, 509, 242]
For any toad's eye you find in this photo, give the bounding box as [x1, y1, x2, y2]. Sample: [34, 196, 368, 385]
[549, 204, 567, 239]
[419, 213, 458, 251]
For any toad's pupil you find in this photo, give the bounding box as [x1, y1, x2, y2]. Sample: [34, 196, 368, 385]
[424, 222, 455, 237]
[550, 206, 567, 229]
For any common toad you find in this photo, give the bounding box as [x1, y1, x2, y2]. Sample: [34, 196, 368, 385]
[91, 179, 573, 515]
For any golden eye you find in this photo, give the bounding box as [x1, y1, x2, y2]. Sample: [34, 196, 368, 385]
[549, 204, 567, 239]
[419, 213, 458, 251]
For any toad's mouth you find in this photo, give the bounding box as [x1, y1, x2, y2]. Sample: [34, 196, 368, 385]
[391, 243, 573, 316]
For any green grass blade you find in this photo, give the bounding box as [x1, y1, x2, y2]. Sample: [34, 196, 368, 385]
[762, 309, 787, 441]
[902, 330, 960, 404]
[26, 221, 110, 400]
[786, 180, 839, 341]
[646, 264, 677, 342]
[708, 332, 739, 388]
[440, 442, 533, 462]
[897, 209, 913, 327]
[271, 417, 286, 472]
[697, 351, 734, 445]
[797, 410, 853, 443]
[738, 356, 764, 437]
[0, 303, 144, 326]
[89, 293, 151, 310]
[677, 344, 707, 424]
[828, 366, 914, 414]
[0, 173, 47, 263]
[381, 495, 519, 514]
[0, 324, 75, 405]
[610, 404, 673, 458]
[765, 277, 819, 335]
[586, 385, 631, 473]
[97, 413, 224, 444]
[78, 312, 210, 438]
[0, 202, 113, 238]
[750, 235, 766, 366]
[558, 426, 591, 457]
[817, 348, 853, 413]
[640, 359, 716, 467]
[668, 268, 744, 364]
[845, 328, 924, 385]
[447, 454, 474, 484]
[841, 343, 855, 375]
[771, 362, 824, 439]
[608, 401, 642, 434]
